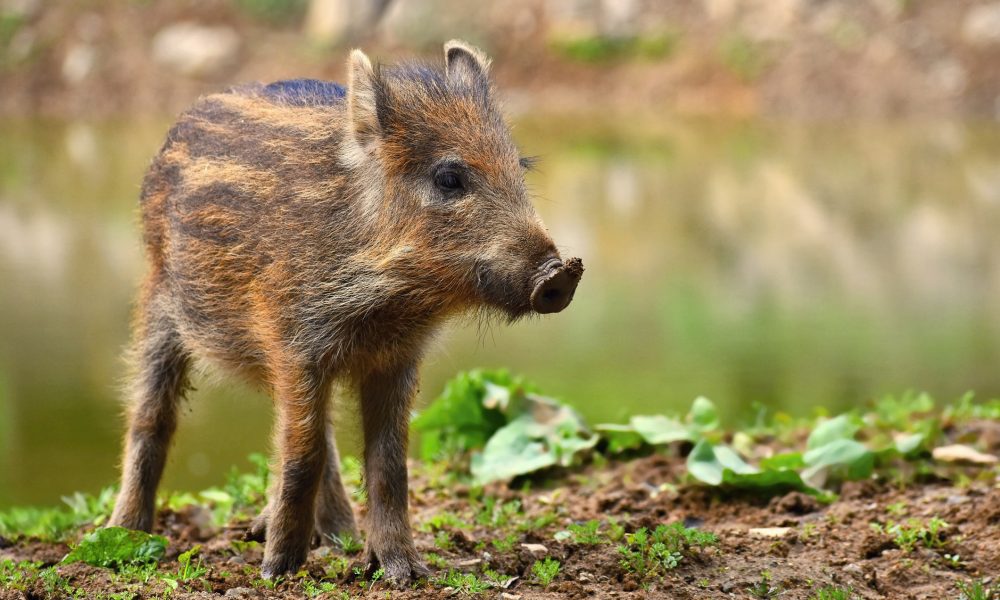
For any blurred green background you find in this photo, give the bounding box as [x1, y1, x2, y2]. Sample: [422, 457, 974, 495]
[2, 0, 1000, 506]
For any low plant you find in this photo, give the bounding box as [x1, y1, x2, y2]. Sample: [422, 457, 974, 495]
[617, 523, 717, 578]
[748, 571, 781, 599]
[475, 497, 522, 528]
[424, 552, 448, 569]
[420, 511, 468, 532]
[566, 519, 602, 544]
[871, 517, 949, 553]
[811, 585, 855, 600]
[532, 557, 560, 587]
[491, 533, 518, 553]
[172, 545, 208, 582]
[434, 530, 453, 550]
[0, 486, 116, 541]
[432, 569, 491, 594]
[62, 527, 168, 569]
[0, 559, 37, 591]
[327, 532, 363, 555]
[957, 579, 996, 600]
[323, 555, 350, 580]
[301, 577, 339, 598]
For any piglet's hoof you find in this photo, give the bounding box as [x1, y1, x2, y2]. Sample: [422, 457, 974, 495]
[363, 546, 430, 586]
[261, 548, 308, 580]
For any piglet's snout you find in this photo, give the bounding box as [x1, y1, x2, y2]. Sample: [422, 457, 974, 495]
[530, 257, 584, 314]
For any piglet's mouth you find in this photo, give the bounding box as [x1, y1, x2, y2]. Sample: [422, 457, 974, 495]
[530, 257, 584, 314]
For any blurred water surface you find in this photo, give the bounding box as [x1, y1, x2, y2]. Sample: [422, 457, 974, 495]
[2, 116, 999, 506]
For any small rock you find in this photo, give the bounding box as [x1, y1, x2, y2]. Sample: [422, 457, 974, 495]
[843, 563, 864, 576]
[946, 494, 970, 505]
[520, 542, 548, 557]
[962, 3, 1000, 46]
[932, 444, 998, 465]
[578, 570, 594, 582]
[456, 558, 482, 568]
[223, 587, 256, 598]
[500, 593, 522, 600]
[152, 22, 240, 77]
[62, 44, 96, 84]
[749, 527, 792, 538]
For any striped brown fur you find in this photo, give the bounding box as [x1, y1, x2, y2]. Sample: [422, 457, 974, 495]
[109, 40, 581, 583]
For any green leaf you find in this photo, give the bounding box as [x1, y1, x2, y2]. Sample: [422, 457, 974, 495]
[760, 452, 805, 470]
[688, 396, 720, 433]
[594, 423, 645, 454]
[471, 402, 598, 484]
[802, 439, 874, 488]
[721, 468, 812, 492]
[630, 415, 692, 445]
[412, 370, 519, 461]
[686, 440, 756, 485]
[199, 489, 232, 504]
[807, 415, 860, 450]
[688, 442, 814, 493]
[62, 527, 168, 569]
[894, 432, 925, 456]
[471, 416, 560, 483]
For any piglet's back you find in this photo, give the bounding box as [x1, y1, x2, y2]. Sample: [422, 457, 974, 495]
[138, 79, 351, 269]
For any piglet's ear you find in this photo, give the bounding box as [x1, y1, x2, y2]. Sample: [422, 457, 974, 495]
[346, 49, 382, 155]
[444, 39, 491, 88]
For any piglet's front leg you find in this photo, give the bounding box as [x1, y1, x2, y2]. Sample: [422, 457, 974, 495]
[359, 361, 429, 585]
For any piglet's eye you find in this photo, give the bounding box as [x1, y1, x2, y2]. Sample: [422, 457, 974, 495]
[434, 169, 464, 193]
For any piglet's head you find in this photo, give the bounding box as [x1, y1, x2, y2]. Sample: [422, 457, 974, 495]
[342, 41, 583, 319]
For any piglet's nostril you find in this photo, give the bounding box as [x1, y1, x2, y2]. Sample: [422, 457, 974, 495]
[530, 257, 583, 314]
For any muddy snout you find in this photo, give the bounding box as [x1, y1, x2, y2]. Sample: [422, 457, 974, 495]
[530, 257, 584, 314]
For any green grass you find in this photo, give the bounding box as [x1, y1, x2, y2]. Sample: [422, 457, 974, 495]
[811, 585, 856, 600]
[565, 519, 603, 544]
[433, 530, 454, 551]
[430, 569, 492, 594]
[618, 523, 717, 579]
[300, 577, 340, 598]
[871, 517, 949, 553]
[491, 533, 518, 553]
[531, 557, 560, 587]
[0, 486, 116, 541]
[957, 579, 996, 600]
[327, 532, 363, 555]
[748, 571, 782, 599]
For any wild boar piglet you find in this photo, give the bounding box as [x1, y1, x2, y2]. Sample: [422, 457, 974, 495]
[108, 40, 583, 582]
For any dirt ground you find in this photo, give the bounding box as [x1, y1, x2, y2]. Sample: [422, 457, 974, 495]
[2, 444, 997, 600]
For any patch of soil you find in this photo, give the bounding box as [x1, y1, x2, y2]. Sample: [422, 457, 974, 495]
[2, 449, 997, 599]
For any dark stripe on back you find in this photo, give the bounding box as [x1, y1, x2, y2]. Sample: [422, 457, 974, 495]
[262, 79, 347, 106]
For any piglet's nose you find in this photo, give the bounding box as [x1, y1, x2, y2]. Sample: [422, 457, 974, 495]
[530, 257, 584, 314]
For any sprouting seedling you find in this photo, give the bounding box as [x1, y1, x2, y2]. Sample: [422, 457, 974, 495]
[326, 532, 363, 555]
[532, 557, 560, 587]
